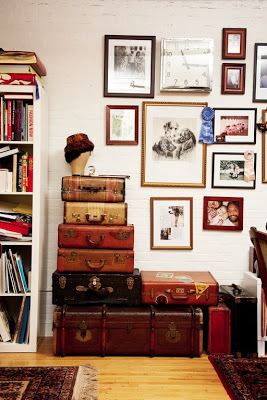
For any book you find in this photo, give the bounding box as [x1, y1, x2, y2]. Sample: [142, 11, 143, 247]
[28, 105, 33, 141]
[12, 296, 26, 342]
[14, 100, 23, 141]
[16, 254, 28, 292]
[4, 94, 33, 100]
[8, 249, 23, 293]
[0, 300, 13, 342]
[0, 145, 11, 153]
[0, 169, 8, 191]
[0, 51, 47, 77]
[0, 229, 23, 240]
[12, 153, 17, 192]
[18, 297, 30, 343]
[0, 220, 32, 235]
[6, 99, 12, 141]
[21, 152, 28, 192]
[0, 97, 3, 141]
[27, 155, 33, 192]
[0, 147, 20, 159]
[0, 73, 36, 86]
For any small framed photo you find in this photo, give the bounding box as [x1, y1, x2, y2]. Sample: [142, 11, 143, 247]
[262, 109, 267, 183]
[106, 105, 138, 145]
[253, 43, 267, 102]
[203, 196, 243, 231]
[221, 63, 246, 94]
[222, 28, 246, 59]
[150, 197, 193, 250]
[212, 152, 256, 189]
[213, 108, 257, 144]
[104, 35, 156, 98]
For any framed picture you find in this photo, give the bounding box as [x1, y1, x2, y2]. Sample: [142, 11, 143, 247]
[212, 152, 256, 189]
[150, 197, 193, 250]
[106, 105, 138, 145]
[141, 102, 207, 187]
[221, 63, 246, 94]
[253, 43, 267, 102]
[222, 28, 246, 59]
[213, 108, 257, 144]
[203, 196, 243, 231]
[104, 35, 156, 98]
[262, 109, 267, 183]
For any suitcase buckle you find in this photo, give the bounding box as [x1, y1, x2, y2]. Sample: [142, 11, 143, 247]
[88, 276, 102, 291]
[166, 322, 181, 343]
[76, 320, 92, 342]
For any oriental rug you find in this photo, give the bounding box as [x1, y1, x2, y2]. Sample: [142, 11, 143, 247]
[209, 355, 267, 400]
[0, 364, 98, 400]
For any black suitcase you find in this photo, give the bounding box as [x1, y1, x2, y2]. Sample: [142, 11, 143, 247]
[52, 268, 141, 306]
[219, 284, 257, 358]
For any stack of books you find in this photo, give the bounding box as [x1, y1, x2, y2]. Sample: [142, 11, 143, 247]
[0, 297, 30, 344]
[0, 201, 32, 240]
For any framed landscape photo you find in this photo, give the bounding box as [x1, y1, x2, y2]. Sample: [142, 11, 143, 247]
[253, 43, 267, 102]
[221, 63, 246, 94]
[212, 152, 256, 189]
[213, 108, 256, 144]
[222, 28, 246, 59]
[203, 196, 243, 231]
[104, 35, 156, 98]
[262, 109, 267, 183]
[150, 197, 193, 250]
[106, 105, 138, 145]
[141, 101, 207, 187]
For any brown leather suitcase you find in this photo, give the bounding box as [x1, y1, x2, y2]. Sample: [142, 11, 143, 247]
[53, 304, 203, 357]
[63, 202, 127, 225]
[141, 271, 219, 306]
[61, 175, 126, 202]
[57, 248, 134, 273]
[58, 224, 134, 249]
[207, 302, 231, 355]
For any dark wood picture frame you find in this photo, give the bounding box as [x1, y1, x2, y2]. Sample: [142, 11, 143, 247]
[221, 63, 246, 94]
[222, 28, 246, 59]
[203, 196, 243, 231]
[106, 105, 138, 145]
[253, 43, 267, 102]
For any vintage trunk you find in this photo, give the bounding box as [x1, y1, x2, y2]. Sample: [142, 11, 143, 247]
[207, 302, 231, 355]
[58, 224, 134, 249]
[64, 202, 127, 225]
[141, 271, 219, 306]
[61, 175, 126, 203]
[220, 284, 257, 358]
[57, 248, 134, 273]
[53, 304, 203, 357]
[52, 268, 141, 306]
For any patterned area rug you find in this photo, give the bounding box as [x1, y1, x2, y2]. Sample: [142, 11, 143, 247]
[0, 364, 98, 399]
[209, 355, 267, 400]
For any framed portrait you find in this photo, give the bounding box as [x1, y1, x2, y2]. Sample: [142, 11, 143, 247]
[221, 63, 246, 94]
[213, 108, 257, 144]
[253, 43, 267, 102]
[262, 109, 267, 183]
[203, 196, 243, 231]
[150, 197, 193, 250]
[212, 152, 256, 189]
[106, 105, 138, 145]
[222, 28, 246, 59]
[104, 35, 156, 98]
[141, 102, 207, 187]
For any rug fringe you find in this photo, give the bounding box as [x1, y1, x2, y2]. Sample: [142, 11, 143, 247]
[72, 364, 99, 400]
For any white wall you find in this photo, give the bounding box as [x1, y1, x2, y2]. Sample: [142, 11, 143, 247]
[1, 0, 266, 336]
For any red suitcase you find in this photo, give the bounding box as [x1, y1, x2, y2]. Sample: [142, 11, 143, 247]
[58, 224, 134, 249]
[141, 271, 219, 306]
[207, 302, 231, 355]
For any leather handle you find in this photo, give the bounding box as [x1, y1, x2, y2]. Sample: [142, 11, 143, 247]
[170, 291, 190, 300]
[86, 234, 105, 246]
[79, 186, 104, 193]
[88, 286, 114, 296]
[85, 213, 106, 224]
[86, 258, 106, 270]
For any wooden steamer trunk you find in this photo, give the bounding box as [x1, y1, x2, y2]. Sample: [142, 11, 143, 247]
[63, 202, 127, 225]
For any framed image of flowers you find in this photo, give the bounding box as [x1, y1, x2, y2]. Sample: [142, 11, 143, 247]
[222, 28, 246, 59]
[253, 43, 267, 102]
[221, 63, 246, 94]
[203, 196, 243, 231]
[106, 105, 138, 145]
[150, 197, 193, 250]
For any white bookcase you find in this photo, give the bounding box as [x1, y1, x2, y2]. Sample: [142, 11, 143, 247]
[0, 82, 48, 352]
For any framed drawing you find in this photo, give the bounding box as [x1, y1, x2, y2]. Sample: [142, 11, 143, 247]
[253, 43, 267, 102]
[222, 28, 246, 59]
[213, 108, 256, 144]
[106, 105, 138, 145]
[221, 63, 246, 94]
[150, 197, 193, 250]
[104, 35, 156, 98]
[141, 101, 207, 187]
[203, 196, 243, 231]
[262, 109, 267, 183]
[212, 152, 256, 189]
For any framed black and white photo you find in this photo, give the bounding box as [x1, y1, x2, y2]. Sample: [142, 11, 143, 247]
[213, 108, 257, 144]
[212, 152, 256, 189]
[222, 28, 246, 59]
[104, 35, 156, 98]
[106, 105, 138, 145]
[253, 43, 267, 102]
[221, 63, 245, 94]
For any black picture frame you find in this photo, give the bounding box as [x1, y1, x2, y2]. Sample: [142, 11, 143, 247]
[253, 43, 267, 102]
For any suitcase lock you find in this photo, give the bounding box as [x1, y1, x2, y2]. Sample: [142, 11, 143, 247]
[166, 322, 181, 343]
[86, 213, 106, 223]
[76, 320, 92, 342]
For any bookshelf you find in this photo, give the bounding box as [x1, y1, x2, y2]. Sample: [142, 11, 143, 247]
[0, 81, 48, 352]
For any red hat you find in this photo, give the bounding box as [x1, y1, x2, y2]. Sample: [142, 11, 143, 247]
[64, 133, 94, 163]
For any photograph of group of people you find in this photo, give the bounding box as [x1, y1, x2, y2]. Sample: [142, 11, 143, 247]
[160, 205, 184, 241]
[218, 116, 248, 138]
[206, 199, 241, 228]
[219, 160, 244, 181]
[114, 45, 146, 78]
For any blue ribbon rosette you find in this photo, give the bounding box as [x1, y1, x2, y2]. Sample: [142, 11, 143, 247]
[199, 106, 215, 144]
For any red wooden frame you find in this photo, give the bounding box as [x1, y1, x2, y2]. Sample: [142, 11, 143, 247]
[203, 196, 243, 231]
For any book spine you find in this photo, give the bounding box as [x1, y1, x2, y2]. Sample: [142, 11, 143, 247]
[4, 102, 7, 141]
[28, 105, 33, 141]
[17, 258, 28, 292]
[13, 296, 26, 343]
[0, 97, 2, 141]
[0, 73, 36, 85]
[22, 152, 28, 192]
[17, 153, 22, 192]
[7, 100, 12, 141]
[12, 153, 17, 192]
[27, 155, 33, 192]
[18, 297, 30, 343]
[14, 100, 23, 141]
[11, 100, 15, 141]
[0, 220, 29, 235]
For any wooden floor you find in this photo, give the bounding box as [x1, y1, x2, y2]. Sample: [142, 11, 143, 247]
[0, 337, 229, 400]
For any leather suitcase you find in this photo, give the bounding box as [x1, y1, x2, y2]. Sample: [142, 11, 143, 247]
[220, 284, 257, 358]
[207, 302, 231, 355]
[52, 268, 141, 306]
[63, 202, 127, 225]
[61, 175, 126, 202]
[141, 271, 219, 306]
[57, 248, 134, 273]
[53, 304, 203, 357]
[58, 224, 134, 249]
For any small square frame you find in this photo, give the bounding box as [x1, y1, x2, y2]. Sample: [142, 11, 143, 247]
[221, 63, 246, 94]
[203, 196, 243, 231]
[222, 28, 246, 59]
[106, 105, 138, 145]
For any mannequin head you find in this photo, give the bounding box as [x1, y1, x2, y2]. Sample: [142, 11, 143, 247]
[64, 133, 94, 175]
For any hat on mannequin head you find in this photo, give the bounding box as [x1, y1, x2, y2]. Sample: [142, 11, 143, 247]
[64, 133, 94, 164]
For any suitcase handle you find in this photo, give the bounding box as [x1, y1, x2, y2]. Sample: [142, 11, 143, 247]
[85, 213, 106, 223]
[88, 286, 114, 295]
[79, 185, 105, 193]
[85, 258, 106, 270]
[167, 289, 195, 300]
[86, 234, 105, 246]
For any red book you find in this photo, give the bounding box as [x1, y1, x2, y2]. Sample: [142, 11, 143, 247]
[0, 73, 36, 85]
[0, 219, 32, 235]
[27, 156, 33, 192]
[21, 153, 28, 192]
[7, 100, 12, 141]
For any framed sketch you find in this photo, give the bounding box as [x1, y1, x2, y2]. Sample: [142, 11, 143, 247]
[253, 43, 267, 102]
[104, 35, 156, 98]
[262, 109, 267, 183]
[213, 108, 256, 144]
[106, 105, 138, 145]
[150, 197, 193, 250]
[212, 152, 256, 189]
[221, 63, 246, 94]
[222, 28, 246, 59]
[141, 102, 207, 187]
[203, 196, 243, 231]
